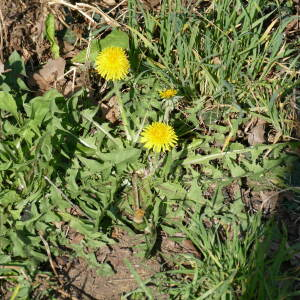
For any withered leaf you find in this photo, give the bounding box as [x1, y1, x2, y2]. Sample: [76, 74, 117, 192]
[247, 118, 266, 145]
[32, 57, 66, 91]
[260, 191, 279, 212]
[100, 96, 120, 123]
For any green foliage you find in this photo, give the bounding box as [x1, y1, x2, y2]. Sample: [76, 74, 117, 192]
[1, 51, 28, 93]
[45, 13, 60, 59]
[0, 91, 18, 120]
[148, 217, 300, 300]
[72, 30, 130, 64]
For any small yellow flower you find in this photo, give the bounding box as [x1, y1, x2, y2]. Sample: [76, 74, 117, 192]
[140, 122, 178, 152]
[159, 89, 177, 99]
[95, 47, 130, 81]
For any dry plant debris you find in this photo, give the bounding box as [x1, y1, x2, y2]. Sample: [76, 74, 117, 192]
[32, 57, 66, 91]
[247, 118, 267, 146]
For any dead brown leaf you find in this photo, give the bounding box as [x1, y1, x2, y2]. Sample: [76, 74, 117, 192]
[247, 118, 266, 145]
[141, 0, 161, 9]
[68, 230, 85, 245]
[62, 41, 77, 59]
[181, 239, 201, 258]
[260, 191, 279, 212]
[32, 57, 66, 91]
[212, 56, 221, 64]
[160, 236, 201, 258]
[286, 18, 299, 32]
[294, 119, 300, 139]
[111, 226, 125, 240]
[99, 0, 117, 7]
[100, 96, 120, 123]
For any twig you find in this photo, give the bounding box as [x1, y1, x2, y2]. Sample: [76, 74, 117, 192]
[0, 3, 6, 62]
[38, 231, 61, 283]
[48, 0, 96, 24]
[80, 3, 120, 27]
[0, 265, 29, 281]
[81, 114, 119, 146]
[48, 0, 120, 27]
[0, 276, 19, 279]
[57, 66, 77, 93]
[108, 0, 127, 15]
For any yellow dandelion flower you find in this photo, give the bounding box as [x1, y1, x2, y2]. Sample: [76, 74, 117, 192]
[159, 89, 177, 99]
[95, 47, 130, 81]
[140, 122, 178, 152]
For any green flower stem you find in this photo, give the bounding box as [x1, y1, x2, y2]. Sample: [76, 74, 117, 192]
[152, 151, 160, 173]
[163, 107, 171, 123]
[114, 81, 131, 141]
[132, 172, 140, 210]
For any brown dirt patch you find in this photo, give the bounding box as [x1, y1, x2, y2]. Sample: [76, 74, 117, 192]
[58, 231, 162, 300]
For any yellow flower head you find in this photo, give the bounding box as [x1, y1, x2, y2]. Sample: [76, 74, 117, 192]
[95, 47, 130, 81]
[159, 89, 177, 99]
[140, 122, 178, 152]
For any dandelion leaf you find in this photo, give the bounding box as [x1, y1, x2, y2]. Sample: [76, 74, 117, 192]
[0, 91, 18, 120]
[72, 39, 102, 64]
[72, 30, 129, 64]
[100, 30, 129, 50]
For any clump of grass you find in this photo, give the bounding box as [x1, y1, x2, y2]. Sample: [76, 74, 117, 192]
[127, 0, 299, 137]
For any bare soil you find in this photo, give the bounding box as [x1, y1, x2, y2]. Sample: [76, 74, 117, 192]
[60, 232, 162, 300]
